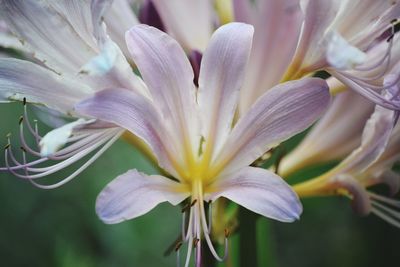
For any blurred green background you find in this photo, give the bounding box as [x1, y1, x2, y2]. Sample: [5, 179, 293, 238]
[1, 102, 399, 267]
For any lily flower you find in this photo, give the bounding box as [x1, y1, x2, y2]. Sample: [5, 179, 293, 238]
[283, 0, 400, 110]
[0, 0, 148, 188]
[75, 23, 330, 266]
[291, 68, 400, 227]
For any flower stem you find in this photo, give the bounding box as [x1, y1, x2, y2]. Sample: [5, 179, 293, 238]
[239, 207, 258, 267]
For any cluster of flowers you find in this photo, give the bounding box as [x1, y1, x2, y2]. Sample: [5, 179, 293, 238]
[0, 0, 399, 266]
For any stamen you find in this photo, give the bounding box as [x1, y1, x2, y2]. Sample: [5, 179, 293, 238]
[193, 238, 199, 248]
[175, 241, 183, 252]
[224, 228, 230, 238]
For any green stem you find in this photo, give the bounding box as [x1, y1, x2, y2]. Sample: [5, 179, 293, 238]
[202, 240, 216, 267]
[239, 207, 258, 267]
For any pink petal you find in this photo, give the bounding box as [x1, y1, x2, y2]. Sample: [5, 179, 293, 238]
[213, 78, 330, 176]
[205, 167, 302, 222]
[125, 24, 200, 157]
[197, 22, 254, 161]
[75, 88, 184, 179]
[151, 0, 214, 51]
[0, 58, 92, 113]
[290, 0, 339, 70]
[96, 169, 189, 224]
[238, 0, 304, 113]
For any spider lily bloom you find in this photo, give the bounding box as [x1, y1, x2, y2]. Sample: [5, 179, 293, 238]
[291, 78, 400, 226]
[75, 23, 330, 266]
[0, 0, 148, 188]
[283, 0, 400, 110]
[280, 59, 400, 177]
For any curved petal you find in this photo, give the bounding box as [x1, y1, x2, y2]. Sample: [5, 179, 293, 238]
[151, 0, 214, 52]
[125, 24, 200, 156]
[198, 22, 254, 162]
[239, 0, 304, 113]
[0, 58, 92, 113]
[205, 167, 302, 222]
[212, 78, 330, 176]
[104, 0, 139, 57]
[96, 169, 189, 224]
[338, 97, 397, 175]
[279, 90, 374, 177]
[75, 88, 184, 179]
[289, 0, 339, 71]
[0, 0, 98, 73]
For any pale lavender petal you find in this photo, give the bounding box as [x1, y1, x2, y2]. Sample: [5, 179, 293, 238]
[213, 78, 330, 176]
[104, 0, 139, 57]
[0, 0, 98, 73]
[197, 22, 253, 161]
[125, 25, 200, 156]
[96, 169, 189, 224]
[331, 174, 371, 215]
[233, 0, 255, 24]
[205, 167, 302, 222]
[239, 0, 304, 113]
[75, 88, 183, 179]
[280, 90, 374, 176]
[151, 0, 214, 51]
[0, 58, 92, 113]
[338, 88, 399, 174]
[289, 0, 339, 70]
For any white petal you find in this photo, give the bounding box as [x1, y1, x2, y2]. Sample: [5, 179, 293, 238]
[326, 31, 367, 70]
[198, 22, 253, 161]
[205, 167, 302, 222]
[0, 0, 98, 73]
[0, 58, 92, 113]
[104, 0, 139, 57]
[39, 119, 87, 157]
[96, 169, 189, 224]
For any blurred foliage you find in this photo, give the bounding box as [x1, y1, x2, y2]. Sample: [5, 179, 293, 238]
[1, 102, 400, 267]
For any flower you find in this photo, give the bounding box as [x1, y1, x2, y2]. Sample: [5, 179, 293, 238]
[291, 66, 400, 226]
[0, 0, 148, 188]
[75, 23, 330, 266]
[283, 0, 400, 110]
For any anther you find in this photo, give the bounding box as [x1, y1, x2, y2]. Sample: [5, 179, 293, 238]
[387, 34, 394, 43]
[4, 143, 10, 150]
[181, 203, 190, 213]
[6, 133, 11, 138]
[18, 116, 24, 125]
[224, 228, 230, 238]
[190, 199, 197, 207]
[23, 97, 26, 106]
[174, 241, 183, 252]
[20, 146, 26, 153]
[193, 238, 199, 248]
[391, 18, 398, 24]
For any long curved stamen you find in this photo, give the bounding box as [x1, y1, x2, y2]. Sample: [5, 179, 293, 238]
[5, 130, 121, 179]
[2, 105, 124, 188]
[369, 192, 400, 228]
[331, 70, 400, 110]
[199, 200, 228, 262]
